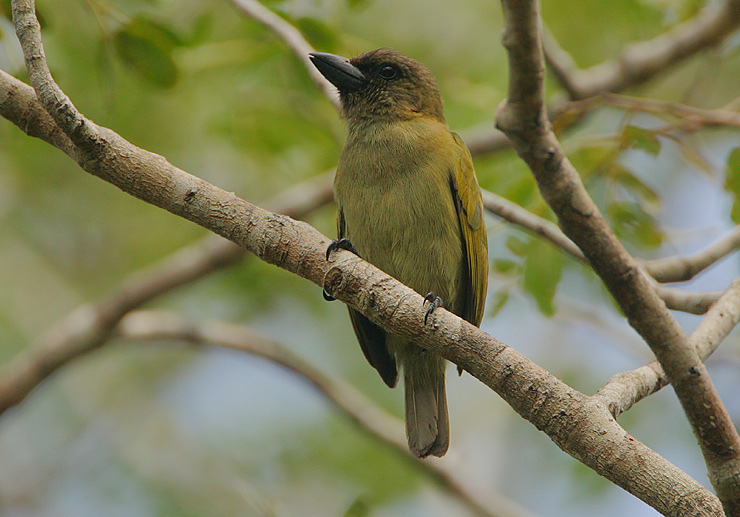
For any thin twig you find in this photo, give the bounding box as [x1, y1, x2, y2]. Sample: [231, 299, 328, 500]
[562, 0, 740, 99]
[481, 190, 585, 260]
[117, 311, 534, 517]
[0, 169, 333, 414]
[467, 0, 740, 153]
[597, 279, 740, 416]
[541, 25, 581, 100]
[654, 284, 723, 314]
[561, 93, 740, 131]
[644, 226, 740, 283]
[229, 0, 339, 109]
[482, 183, 737, 310]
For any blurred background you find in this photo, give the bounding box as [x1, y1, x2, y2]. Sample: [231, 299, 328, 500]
[1, 0, 740, 515]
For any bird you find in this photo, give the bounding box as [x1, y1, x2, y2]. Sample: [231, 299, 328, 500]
[309, 48, 488, 458]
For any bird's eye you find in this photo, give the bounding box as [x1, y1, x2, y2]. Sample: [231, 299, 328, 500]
[378, 65, 398, 80]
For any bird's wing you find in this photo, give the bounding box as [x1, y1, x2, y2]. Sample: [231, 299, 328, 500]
[338, 208, 399, 388]
[450, 133, 488, 327]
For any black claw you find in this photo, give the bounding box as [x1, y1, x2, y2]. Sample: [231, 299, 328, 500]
[323, 239, 358, 301]
[326, 238, 358, 260]
[423, 292, 443, 324]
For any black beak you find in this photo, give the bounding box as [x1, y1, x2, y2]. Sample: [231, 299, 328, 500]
[309, 52, 366, 91]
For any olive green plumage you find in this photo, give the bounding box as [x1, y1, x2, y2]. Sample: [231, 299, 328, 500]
[310, 48, 488, 458]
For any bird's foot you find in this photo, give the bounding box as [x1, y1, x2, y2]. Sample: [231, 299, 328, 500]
[325, 238, 357, 260]
[423, 292, 443, 324]
[323, 238, 358, 301]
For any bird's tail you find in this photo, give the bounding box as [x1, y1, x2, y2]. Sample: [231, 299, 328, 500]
[404, 352, 449, 458]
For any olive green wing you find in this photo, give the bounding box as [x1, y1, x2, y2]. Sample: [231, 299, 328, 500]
[450, 133, 488, 327]
[338, 208, 399, 388]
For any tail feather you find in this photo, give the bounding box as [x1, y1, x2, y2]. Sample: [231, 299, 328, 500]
[404, 354, 449, 458]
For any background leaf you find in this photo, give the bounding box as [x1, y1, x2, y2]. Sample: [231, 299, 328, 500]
[523, 238, 563, 316]
[725, 147, 740, 223]
[113, 17, 181, 88]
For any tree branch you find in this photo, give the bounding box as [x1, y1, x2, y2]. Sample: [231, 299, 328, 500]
[481, 190, 585, 261]
[0, 170, 333, 414]
[562, 93, 740, 132]
[0, 0, 724, 511]
[495, 0, 740, 512]
[482, 183, 738, 312]
[566, 0, 740, 99]
[541, 25, 581, 100]
[1, 60, 727, 316]
[0, 60, 731, 344]
[230, 0, 340, 109]
[597, 279, 740, 416]
[469, 0, 740, 154]
[644, 226, 740, 283]
[653, 284, 724, 315]
[116, 310, 533, 517]
[228, 0, 518, 158]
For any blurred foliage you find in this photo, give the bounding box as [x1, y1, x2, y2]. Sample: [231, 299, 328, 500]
[112, 16, 183, 88]
[1, 0, 740, 516]
[725, 147, 740, 223]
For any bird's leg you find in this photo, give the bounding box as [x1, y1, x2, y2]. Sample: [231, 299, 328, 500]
[423, 292, 443, 324]
[323, 238, 359, 301]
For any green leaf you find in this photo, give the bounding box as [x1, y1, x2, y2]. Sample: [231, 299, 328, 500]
[551, 107, 583, 135]
[492, 258, 518, 275]
[725, 147, 740, 223]
[607, 201, 663, 248]
[622, 125, 661, 156]
[568, 143, 615, 181]
[344, 496, 371, 517]
[125, 16, 183, 52]
[503, 174, 537, 207]
[612, 166, 660, 207]
[522, 238, 563, 316]
[488, 289, 510, 318]
[505, 235, 528, 257]
[294, 17, 338, 49]
[348, 0, 373, 9]
[188, 12, 214, 45]
[113, 24, 179, 88]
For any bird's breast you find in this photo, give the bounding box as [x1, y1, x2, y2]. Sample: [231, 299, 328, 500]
[334, 123, 465, 310]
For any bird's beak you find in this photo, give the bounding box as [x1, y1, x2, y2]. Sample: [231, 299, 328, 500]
[309, 52, 366, 91]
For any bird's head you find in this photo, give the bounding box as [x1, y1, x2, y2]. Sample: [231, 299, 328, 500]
[309, 48, 445, 127]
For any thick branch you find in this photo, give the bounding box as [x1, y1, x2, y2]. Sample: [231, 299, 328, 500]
[116, 311, 532, 517]
[495, 0, 740, 511]
[0, 91, 719, 513]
